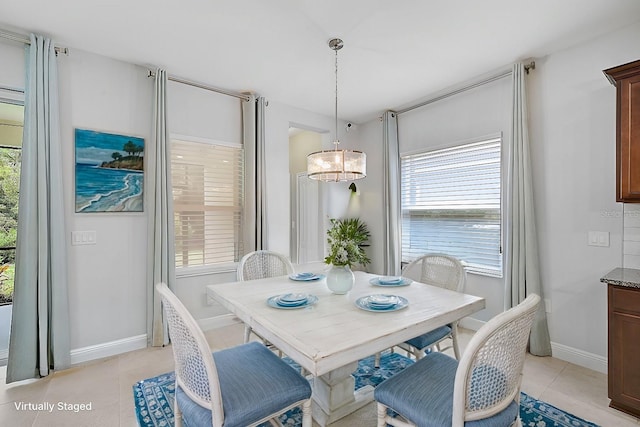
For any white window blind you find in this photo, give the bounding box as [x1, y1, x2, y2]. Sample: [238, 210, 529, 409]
[171, 138, 244, 269]
[401, 136, 502, 276]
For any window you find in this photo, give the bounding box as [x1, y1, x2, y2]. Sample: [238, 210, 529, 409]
[401, 135, 502, 277]
[171, 137, 244, 269]
[0, 100, 24, 305]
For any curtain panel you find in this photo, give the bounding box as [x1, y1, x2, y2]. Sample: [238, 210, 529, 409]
[242, 95, 267, 252]
[506, 63, 552, 356]
[382, 111, 401, 276]
[7, 34, 70, 383]
[147, 69, 175, 347]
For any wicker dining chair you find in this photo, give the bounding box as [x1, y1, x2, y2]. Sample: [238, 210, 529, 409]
[375, 293, 540, 427]
[237, 250, 295, 281]
[399, 253, 467, 360]
[156, 282, 312, 427]
[237, 250, 296, 344]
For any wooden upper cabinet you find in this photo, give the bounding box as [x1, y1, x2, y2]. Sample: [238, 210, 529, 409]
[604, 60, 640, 202]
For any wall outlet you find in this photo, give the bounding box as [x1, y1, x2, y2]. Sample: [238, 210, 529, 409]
[71, 231, 96, 245]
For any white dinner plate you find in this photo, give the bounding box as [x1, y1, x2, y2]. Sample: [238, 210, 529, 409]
[289, 273, 326, 282]
[267, 294, 318, 309]
[355, 294, 409, 312]
[369, 277, 413, 287]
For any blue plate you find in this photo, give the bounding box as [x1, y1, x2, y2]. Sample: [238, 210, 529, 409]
[279, 293, 308, 304]
[267, 294, 318, 310]
[289, 273, 326, 281]
[369, 277, 413, 287]
[355, 294, 409, 312]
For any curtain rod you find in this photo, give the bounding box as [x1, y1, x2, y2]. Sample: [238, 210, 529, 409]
[147, 70, 251, 102]
[396, 61, 535, 115]
[0, 29, 69, 55]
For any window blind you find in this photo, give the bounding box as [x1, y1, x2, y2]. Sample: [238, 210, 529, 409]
[171, 138, 244, 268]
[401, 136, 502, 276]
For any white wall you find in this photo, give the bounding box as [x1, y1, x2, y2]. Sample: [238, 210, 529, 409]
[397, 76, 512, 322]
[264, 99, 360, 256]
[0, 43, 244, 358]
[58, 50, 152, 349]
[355, 21, 640, 372]
[527, 22, 640, 367]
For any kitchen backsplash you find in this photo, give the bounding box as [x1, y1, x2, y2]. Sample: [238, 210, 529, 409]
[624, 204, 640, 269]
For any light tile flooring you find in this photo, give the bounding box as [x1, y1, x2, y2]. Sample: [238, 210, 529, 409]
[1, 323, 638, 426]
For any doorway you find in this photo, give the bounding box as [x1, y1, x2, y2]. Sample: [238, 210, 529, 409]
[289, 127, 326, 264]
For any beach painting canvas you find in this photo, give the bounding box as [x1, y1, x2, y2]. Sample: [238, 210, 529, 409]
[75, 128, 144, 213]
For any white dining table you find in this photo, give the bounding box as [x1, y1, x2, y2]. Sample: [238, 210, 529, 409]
[206, 270, 485, 426]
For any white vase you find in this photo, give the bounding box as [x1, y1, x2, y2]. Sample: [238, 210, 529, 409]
[326, 264, 355, 294]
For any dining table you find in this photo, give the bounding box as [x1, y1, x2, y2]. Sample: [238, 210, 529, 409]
[206, 270, 485, 426]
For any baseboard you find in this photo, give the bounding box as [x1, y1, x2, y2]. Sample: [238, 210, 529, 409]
[70, 334, 147, 366]
[458, 316, 485, 331]
[550, 341, 608, 374]
[197, 314, 241, 331]
[457, 318, 608, 375]
[5, 316, 241, 368]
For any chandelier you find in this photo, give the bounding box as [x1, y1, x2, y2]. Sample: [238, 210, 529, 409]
[307, 38, 366, 182]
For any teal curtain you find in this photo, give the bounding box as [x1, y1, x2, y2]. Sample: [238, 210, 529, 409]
[382, 111, 401, 275]
[7, 34, 70, 383]
[506, 63, 551, 356]
[147, 69, 175, 347]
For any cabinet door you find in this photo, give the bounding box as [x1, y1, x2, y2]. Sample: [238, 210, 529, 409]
[618, 74, 640, 201]
[608, 286, 640, 416]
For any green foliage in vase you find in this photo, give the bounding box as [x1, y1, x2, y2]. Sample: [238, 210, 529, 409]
[325, 218, 371, 267]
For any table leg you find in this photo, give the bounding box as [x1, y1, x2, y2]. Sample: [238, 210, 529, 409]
[311, 361, 374, 426]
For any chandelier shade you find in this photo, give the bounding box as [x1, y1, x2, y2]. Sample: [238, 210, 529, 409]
[307, 38, 366, 182]
[307, 149, 366, 182]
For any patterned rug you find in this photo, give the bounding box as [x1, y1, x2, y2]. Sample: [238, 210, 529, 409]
[133, 352, 600, 427]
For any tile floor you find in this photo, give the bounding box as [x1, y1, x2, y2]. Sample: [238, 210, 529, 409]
[0, 323, 638, 426]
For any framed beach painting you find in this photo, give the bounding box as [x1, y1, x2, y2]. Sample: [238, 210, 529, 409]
[75, 128, 144, 213]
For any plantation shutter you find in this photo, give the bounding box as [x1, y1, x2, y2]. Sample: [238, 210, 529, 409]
[171, 138, 244, 268]
[400, 135, 502, 276]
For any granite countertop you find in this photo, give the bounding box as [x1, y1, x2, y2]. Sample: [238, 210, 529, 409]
[601, 267, 640, 289]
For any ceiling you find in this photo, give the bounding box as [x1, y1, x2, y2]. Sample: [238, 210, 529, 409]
[2, 0, 640, 123]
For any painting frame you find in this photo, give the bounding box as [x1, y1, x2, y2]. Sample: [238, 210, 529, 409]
[75, 128, 145, 213]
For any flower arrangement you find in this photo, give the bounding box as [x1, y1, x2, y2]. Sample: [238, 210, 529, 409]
[324, 218, 371, 267]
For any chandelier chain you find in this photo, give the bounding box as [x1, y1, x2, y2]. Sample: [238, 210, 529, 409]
[334, 46, 339, 148]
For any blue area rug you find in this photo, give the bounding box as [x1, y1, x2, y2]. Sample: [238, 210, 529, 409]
[133, 352, 600, 427]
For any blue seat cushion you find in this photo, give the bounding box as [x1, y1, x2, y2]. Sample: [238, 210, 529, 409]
[374, 352, 518, 427]
[405, 325, 452, 351]
[176, 341, 311, 427]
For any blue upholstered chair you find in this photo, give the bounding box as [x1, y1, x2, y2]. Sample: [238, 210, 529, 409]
[156, 282, 312, 427]
[400, 253, 466, 360]
[374, 293, 540, 427]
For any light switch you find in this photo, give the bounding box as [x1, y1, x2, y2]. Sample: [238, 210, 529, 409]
[71, 231, 97, 246]
[588, 231, 609, 247]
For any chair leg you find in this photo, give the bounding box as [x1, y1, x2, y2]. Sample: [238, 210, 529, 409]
[243, 324, 251, 344]
[412, 347, 424, 360]
[451, 321, 460, 360]
[174, 382, 183, 427]
[374, 352, 381, 368]
[377, 403, 388, 427]
[301, 399, 312, 427]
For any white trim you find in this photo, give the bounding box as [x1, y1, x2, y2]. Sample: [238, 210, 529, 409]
[550, 341, 608, 374]
[197, 314, 242, 331]
[70, 334, 147, 365]
[170, 133, 242, 149]
[460, 318, 608, 374]
[0, 348, 7, 366]
[459, 316, 486, 332]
